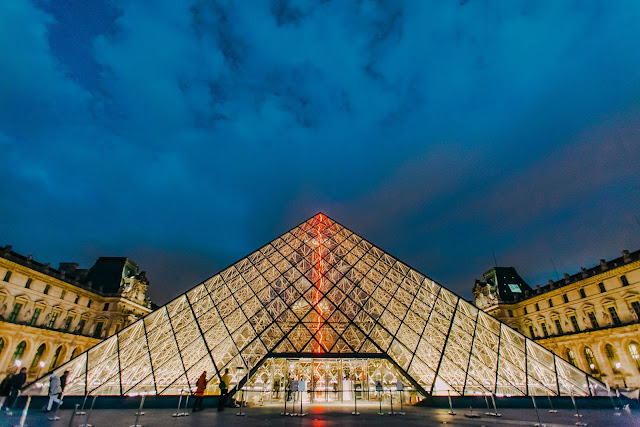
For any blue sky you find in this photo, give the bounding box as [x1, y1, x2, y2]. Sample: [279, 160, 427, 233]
[1, 0, 640, 304]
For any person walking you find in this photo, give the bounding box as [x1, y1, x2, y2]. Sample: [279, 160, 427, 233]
[192, 371, 207, 412]
[44, 373, 63, 412]
[273, 375, 280, 399]
[60, 370, 69, 392]
[0, 373, 14, 410]
[217, 368, 230, 411]
[4, 367, 26, 413]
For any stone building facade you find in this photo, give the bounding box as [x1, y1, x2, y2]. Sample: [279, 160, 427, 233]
[0, 245, 153, 382]
[473, 249, 640, 389]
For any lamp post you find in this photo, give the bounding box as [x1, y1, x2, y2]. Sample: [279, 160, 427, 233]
[615, 363, 628, 389]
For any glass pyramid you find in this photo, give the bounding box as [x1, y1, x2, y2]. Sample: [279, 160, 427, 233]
[25, 213, 600, 397]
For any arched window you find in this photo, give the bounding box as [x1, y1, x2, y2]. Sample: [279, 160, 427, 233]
[0, 337, 4, 356]
[50, 345, 63, 370]
[629, 342, 640, 373]
[604, 344, 620, 374]
[71, 346, 81, 359]
[12, 341, 27, 364]
[30, 344, 46, 369]
[566, 348, 578, 367]
[584, 347, 599, 374]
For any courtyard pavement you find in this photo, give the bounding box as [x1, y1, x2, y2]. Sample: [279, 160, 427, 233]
[2, 401, 639, 427]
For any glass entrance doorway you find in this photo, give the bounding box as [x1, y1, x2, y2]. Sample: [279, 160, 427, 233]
[241, 357, 418, 406]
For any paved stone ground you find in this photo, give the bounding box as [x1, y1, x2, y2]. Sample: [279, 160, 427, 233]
[2, 401, 639, 427]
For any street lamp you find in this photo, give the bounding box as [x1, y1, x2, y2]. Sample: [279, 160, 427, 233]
[615, 363, 628, 388]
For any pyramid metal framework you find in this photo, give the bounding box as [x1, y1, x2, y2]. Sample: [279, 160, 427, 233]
[26, 213, 600, 397]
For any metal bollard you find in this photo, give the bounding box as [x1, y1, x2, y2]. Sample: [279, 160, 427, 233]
[351, 387, 359, 416]
[181, 393, 190, 417]
[388, 389, 395, 415]
[531, 395, 546, 427]
[79, 395, 97, 427]
[67, 404, 79, 427]
[17, 395, 31, 427]
[490, 393, 501, 417]
[76, 393, 88, 415]
[172, 390, 184, 417]
[547, 393, 558, 413]
[447, 390, 456, 415]
[130, 394, 145, 427]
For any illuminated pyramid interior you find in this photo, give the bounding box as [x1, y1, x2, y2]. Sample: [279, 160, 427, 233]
[25, 213, 600, 398]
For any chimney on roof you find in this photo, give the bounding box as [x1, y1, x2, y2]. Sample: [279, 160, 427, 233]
[26, 254, 32, 262]
[536, 285, 541, 294]
[581, 267, 588, 278]
[43, 263, 50, 271]
[3, 245, 11, 254]
[59, 263, 79, 274]
[548, 279, 554, 288]
[600, 259, 608, 271]
[564, 273, 571, 284]
[623, 250, 631, 263]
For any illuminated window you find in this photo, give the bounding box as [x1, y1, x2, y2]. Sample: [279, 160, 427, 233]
[12, 341, 27, 363]
[29, 308, 42, 326]
[621, 275, 629, 287]
[605, 344, 620, 374]
[629, 342, 640, 373]
[8, 303, 22, 323]
[584, 347, 599, 374]
[570, 315, 580, 332]
[47, 311, 59, 328]
[30, 344, 46, 369]
[588, 312, 598, 329]
[598, 282, 606, 293]
[566, 348, 578, 367]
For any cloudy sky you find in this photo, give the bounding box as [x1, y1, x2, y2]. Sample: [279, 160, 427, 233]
[1, 0, 640, 304]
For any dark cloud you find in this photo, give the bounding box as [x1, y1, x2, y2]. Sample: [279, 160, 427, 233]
[1, 0, 640, 305]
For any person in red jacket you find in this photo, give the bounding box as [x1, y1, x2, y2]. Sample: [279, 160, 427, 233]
[192, 371, 207, 412]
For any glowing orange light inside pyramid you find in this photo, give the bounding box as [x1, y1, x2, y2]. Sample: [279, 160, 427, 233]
[314, 222, 324, 352]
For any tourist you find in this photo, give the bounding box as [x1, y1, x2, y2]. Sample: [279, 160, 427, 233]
[273, 375, 280, 399]
[0, 373, 14, 409]
[217, 368, 230, 411]
[4, 367, 26, 411]
[60, 370, 69, 392]
[44, 373, 63, 412]
[192, 371, 206, 412]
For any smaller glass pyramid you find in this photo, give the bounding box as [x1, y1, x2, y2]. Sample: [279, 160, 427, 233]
[24, 213, 601, 397]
